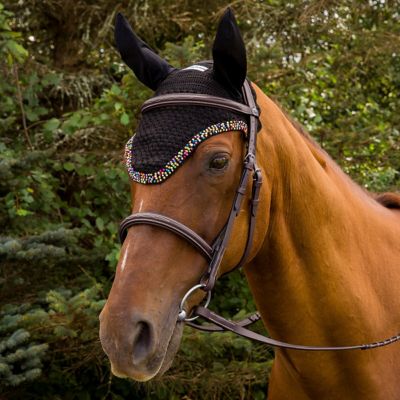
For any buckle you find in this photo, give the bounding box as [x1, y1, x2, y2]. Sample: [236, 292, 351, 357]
[251, 107, 259, 117]
[243, 153, 255, 170]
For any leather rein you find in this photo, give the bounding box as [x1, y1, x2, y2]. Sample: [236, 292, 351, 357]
[119, 80, 400, 352]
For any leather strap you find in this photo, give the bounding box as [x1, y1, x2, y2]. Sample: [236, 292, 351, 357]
[187, 311, 261, 332]
[229, 167, 262, 272]
[222, 79, 262, 272]
[194, 306, 400, 351]
[119, 212, 213, 260]
[142, 93, 260, 117]
[199, 80, 261, 291]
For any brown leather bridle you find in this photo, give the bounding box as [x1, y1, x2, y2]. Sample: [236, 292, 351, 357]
[119, 80, 400, 352]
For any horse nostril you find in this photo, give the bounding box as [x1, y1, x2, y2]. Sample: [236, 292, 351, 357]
[132, 321, 153, 364]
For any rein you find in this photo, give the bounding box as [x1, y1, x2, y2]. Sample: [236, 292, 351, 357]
[119, 80, 400, 352]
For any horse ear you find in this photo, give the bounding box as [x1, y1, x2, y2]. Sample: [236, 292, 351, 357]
[115, 13, 175, 90]
[212, 8, 247, 97]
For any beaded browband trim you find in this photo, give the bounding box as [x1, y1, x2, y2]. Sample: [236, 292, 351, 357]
[125, 120, 248, 184]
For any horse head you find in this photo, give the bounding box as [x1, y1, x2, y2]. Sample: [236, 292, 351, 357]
[99, 9, 269, 381]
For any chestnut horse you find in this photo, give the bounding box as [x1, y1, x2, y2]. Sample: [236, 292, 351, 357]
[99, 9, 400, 399]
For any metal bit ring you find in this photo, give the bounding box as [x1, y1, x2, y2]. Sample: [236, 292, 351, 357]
[177, 283, 212, 322]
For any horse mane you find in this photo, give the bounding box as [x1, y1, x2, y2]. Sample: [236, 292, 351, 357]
[273, 100, 400, 210]
[373, 193, 400, 209]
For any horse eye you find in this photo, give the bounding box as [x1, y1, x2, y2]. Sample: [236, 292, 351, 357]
[209, 156, 229, 170]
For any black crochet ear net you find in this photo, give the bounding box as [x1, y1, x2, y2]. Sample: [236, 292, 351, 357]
[130, 66, 249, 174]
[116, 8, 258, 181]
[114, 8, 246, 95]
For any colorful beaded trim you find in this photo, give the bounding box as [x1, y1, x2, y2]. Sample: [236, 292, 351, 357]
[125, 120, 248, 184]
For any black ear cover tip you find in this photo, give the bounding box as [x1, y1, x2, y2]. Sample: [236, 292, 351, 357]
[212, 7, 247, 96]
[114, 13, 174, 90]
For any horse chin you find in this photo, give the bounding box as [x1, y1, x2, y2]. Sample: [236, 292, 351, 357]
[110, 322, 184, 382]
[154, 321, 184, 378]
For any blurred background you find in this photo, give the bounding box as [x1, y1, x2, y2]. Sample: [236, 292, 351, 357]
[0, 0, 399, 398]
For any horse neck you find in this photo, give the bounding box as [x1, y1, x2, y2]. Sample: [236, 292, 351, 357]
[247, 87, 398, 344]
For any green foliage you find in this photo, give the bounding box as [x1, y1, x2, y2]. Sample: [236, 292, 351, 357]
[245, 1, 400, 191]
[163, 36, 206, 67]
[0, 330, 48, 387]
[0, 2, 27, 64]
[0, 0, 398, 399]
[0, 305, 49, 387]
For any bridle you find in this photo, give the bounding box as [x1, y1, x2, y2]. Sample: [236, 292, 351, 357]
[118, 80, 400, 352]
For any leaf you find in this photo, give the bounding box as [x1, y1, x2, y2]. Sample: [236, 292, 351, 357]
[16, 208, 32, 216]
[63, 162, 75, 172]
[5, 40, 28, 62]
[43, 118, 60, 132]
[120, 112, 130, 126]
[110, 84, 122, 95]
[95, 217, 104, 231]
[35, 107, 48, 117]
[76, 166, 93, 176]
[25, 108, 39, 122]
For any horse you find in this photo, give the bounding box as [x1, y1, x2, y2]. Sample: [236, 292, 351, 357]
[99, 9, 400, 399]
